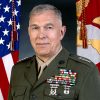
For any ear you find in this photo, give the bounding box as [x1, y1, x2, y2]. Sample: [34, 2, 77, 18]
[60, 25, 66, 40]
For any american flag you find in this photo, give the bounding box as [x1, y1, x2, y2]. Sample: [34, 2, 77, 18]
[0, 0, 21, 100]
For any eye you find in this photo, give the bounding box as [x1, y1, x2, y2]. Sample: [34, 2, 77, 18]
[46, 26, 53, 30]
[48, 26, 53, 29]
[32, 26, 39, 30]
[30, 25, 39, 30]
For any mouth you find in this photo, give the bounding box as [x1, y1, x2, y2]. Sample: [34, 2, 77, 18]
[36, 43, 49, 45]
[36, 43, 50, 47]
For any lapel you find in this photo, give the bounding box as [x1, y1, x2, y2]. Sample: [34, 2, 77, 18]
[24, 56, 38, 86]
[34, 48, 70, 89]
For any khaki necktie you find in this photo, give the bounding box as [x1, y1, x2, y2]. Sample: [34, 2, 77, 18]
[38, 65, 46, 79]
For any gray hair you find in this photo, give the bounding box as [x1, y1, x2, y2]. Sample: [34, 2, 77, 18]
[29, 4, 62, 23]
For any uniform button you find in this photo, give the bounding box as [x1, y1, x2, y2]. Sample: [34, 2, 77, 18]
[58, 60, 65, 65]
[30, 95, 37, 100]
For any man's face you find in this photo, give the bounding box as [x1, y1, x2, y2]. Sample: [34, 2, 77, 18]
[28, 10, 66, 58]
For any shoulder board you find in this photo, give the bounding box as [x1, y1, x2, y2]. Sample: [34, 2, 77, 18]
[69, 54, 93, 65]
[17, 55, 35, 63]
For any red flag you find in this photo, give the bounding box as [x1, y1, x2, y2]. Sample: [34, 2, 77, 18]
[76, 0, 100, 71]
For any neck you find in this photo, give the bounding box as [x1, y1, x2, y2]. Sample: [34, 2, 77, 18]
[37, 56, 50, 62]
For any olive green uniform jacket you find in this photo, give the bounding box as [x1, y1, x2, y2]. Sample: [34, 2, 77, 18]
[8, 48, 100, 100]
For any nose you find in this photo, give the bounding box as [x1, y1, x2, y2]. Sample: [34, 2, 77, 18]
[38, 27, 46, 38]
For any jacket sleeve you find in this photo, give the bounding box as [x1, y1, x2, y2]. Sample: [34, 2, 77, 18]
[79, 65, 100, 100]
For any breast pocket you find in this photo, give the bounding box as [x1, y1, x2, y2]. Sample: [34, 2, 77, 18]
[11, 86, 27, 100]
[44, 84, 75, 100]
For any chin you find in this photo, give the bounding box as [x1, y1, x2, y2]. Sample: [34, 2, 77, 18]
[37, 54, 50, 58]
[36, 50, 49, 55]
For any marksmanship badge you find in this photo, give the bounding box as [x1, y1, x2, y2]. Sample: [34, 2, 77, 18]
[47, 69, 77, 95]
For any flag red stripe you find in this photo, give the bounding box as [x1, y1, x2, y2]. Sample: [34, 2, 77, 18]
[96, 62, 100, 72]
[12, 51, 19, 64]
[0, 58, 9, 100]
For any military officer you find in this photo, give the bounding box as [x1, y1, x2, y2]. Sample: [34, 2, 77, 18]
[8, 4, 100, 100]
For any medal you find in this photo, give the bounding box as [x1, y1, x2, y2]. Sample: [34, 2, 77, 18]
[47, 69, 77, 95]
[63, 85, 71, 94]
[49, 84, 59, 95]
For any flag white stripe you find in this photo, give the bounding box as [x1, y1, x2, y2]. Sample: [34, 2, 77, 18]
[2, 53, 14, 83]
[77, 45, 100, 64]
[86, 25, 100, 39]
[0, 89, 3, 100]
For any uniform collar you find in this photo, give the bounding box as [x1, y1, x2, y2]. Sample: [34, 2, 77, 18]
[36, 46, 62, 70]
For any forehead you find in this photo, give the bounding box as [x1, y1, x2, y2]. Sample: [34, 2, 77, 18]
[29, 10, 61, 25]
[29, 10, 60, 21]
[30, 10, 57, 18]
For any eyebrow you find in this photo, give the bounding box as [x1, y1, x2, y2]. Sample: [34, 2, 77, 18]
[29, 24, 38, 27]
[29, 23, 54, 27]
[44, 23, 55, 27]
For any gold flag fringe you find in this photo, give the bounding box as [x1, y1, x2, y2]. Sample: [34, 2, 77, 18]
[80, 0, 88, 48]
[10, 0, 18, 51]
